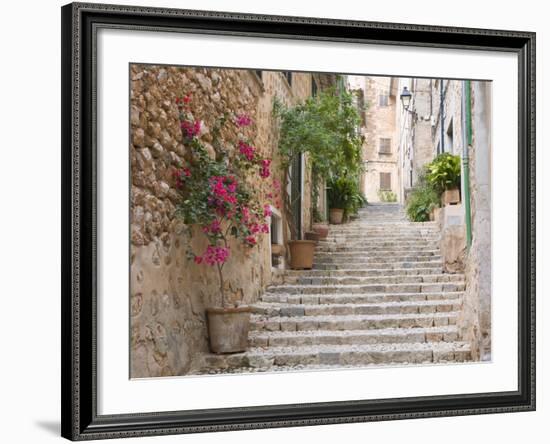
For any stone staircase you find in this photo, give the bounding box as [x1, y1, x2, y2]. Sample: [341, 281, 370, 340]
[200, 204, 470, 374]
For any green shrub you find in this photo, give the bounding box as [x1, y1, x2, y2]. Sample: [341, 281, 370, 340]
[405, 168, 440, 222]
[426, 153, 461, 194]
[378, 190, 397, 202]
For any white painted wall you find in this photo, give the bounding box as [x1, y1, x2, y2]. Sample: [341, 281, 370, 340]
[0, 1, 546, 443]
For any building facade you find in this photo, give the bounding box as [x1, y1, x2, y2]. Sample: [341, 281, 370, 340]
[348, 76, 400, 203]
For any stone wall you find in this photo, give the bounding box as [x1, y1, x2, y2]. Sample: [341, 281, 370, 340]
[129, 65, 320, 377]
[130, 65, 270, 377]
[458, 81, 492, 361]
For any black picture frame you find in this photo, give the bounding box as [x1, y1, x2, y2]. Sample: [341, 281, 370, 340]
[61, 2, 536, 440]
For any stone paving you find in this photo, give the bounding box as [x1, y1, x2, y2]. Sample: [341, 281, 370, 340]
[199, 203, 471, 374]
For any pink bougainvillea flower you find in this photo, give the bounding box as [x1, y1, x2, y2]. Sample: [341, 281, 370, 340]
[238, 140, 255, 161]
[236, 114, 252, 127]
[181, 120, 201, 139]
[183, 94, 191, 104]
[245, 235, 257, 246]
[259, 159, 271, 178]
[263, 204, 272, 218]
[200, 245, 230, 265]
[194, 256, 203, 264]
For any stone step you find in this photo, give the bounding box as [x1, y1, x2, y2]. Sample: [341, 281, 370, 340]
[267, 282, 465, 295]
[201, 341, 471, 371]
[313, 260, 444, 270]
[249, 326, 461, 347]
[318, 239, 440, 247]
[273, 267, 446, 280]
[316, 245, 440, 254]
[293, 274, 463, 286]
[316, 241, 439, 251]
[251, 299, 461, 317]
[261, 291, 464, 305]
[314, 255, 442, 264]
[250, 311, 460, 332]
[315, 250, 440, 259]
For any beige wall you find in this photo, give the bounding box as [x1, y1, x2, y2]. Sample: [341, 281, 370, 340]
[350, 76, 399, 203]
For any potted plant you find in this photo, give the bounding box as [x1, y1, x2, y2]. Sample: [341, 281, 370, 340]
[327, 176, 365, 224]
[174, 96, 271, 353]
[426, 153, 462, 205]
[311, 208, 329, 239]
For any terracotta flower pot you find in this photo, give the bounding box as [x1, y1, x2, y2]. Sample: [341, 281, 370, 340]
[206, 306, 251, 353]
[288, 240, 316, 270]
[329, 208, 344, 224]
[304, 231, 321, 243]
[442, 188, 461, 205]
[312, 223, 329, 239]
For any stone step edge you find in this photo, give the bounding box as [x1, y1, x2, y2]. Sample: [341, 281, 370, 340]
[251, 311, 460, 323]
[262, 290, 464, 299]
[249, 325, 459, 339]
[252, 298, 462, 310]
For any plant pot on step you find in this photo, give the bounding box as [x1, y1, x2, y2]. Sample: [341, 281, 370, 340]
[206, 306, 251, 354]
[304, 231, 321, 243]
[329, 208, 344, 224]
[271, 243, 284, 256]
[288, 240, 316, 270]
[311, 223, 329, 239]
[441, 187, 460, 205]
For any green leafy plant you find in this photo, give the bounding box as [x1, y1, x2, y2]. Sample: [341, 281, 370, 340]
[327, 176, 366, 217]
[426, 153, 461, 194]
[378, 190, 397, 202]
[273, 87, 364, 235]
[405, 169, 440, 222]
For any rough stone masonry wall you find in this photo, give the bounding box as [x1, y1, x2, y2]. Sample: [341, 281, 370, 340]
[458, 81, 492, 361]
[129, 65, 272, 377]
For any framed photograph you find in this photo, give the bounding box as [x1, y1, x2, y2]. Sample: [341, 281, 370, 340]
[61, 2, 535, 440]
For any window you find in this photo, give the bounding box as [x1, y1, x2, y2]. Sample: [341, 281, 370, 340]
[283, 71, 293, 87]
[379, 94, 389, 106]
[380, 172, 392, 191]
[379, 138, 392, 154]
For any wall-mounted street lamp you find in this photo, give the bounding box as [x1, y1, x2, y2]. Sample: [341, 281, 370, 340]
[400, 86, 413, 111]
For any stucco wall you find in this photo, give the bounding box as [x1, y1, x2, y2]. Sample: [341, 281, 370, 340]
[458, 82, 492, 361]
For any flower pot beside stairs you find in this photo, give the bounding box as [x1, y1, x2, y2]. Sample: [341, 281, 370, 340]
[329, 208, 344, 224]
[441, 187, 461, 205]
[288, 240, 316, 269]
[312, 223, 329, 239]
[206, 306, 251, 353]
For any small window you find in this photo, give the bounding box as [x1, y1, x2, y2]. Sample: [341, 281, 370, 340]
[379, 94, 389, 106]
[379, 138, 392, 154]
[380, 172, 392, 191]
[255, 70, 263, 81]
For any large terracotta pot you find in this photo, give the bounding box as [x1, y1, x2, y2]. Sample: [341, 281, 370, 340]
[206, 306, 251, 353]
[288, 240, 316, 269]
[442, 188, 460, 205]
[329, 208, 344, 224]
[312, 223, 329, 239]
